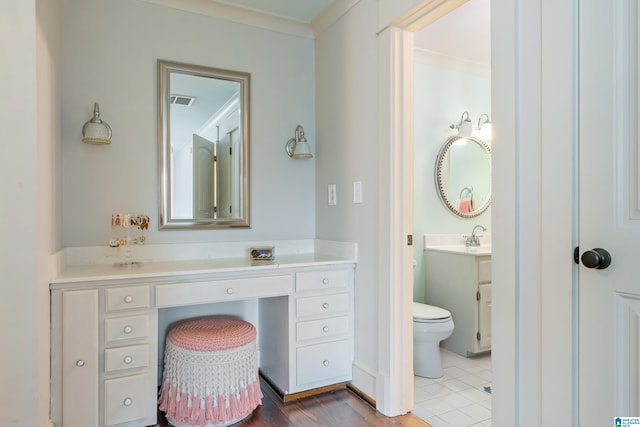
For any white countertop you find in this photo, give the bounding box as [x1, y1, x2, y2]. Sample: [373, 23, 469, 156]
[423, 233, 492, 257]
[51, 253, 354, 284]
[50, 239, 357, 286]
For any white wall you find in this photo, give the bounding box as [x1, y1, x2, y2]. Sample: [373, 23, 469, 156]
[315, 0, 381, 397]
[0, 0, 62, 425]
[62, 0, 316, 246]
[412, 49, 491, 302]
[0, 3, 39, 424]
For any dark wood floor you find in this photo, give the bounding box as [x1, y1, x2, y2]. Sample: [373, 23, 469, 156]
[157, 377, 430, 427]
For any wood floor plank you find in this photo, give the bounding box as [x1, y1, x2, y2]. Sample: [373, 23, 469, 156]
[157, 377, 431, 427]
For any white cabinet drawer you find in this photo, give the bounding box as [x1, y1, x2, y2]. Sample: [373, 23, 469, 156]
[105, 344, 149, 373]
[296, 293, 349, 317]
[156, 275, 292, 308]
[296, 316, 349, 342]
[105, 286, 149, 313]
[296, 269, 351, 292]
[104, 315, 149, 344]
[296, 340, 351, 386]
[104, 374, 153, 426]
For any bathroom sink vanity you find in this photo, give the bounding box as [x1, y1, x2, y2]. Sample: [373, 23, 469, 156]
[424, 241, 491, 357]
[49, 240, 356, 427]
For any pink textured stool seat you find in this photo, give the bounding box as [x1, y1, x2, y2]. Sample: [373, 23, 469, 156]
[158, 316, 263, 427]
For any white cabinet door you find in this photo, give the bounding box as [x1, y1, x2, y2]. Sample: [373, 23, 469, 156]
[62, 289, 99, 427]
[192, 133, 216, 218]
[477, 283, 492, 351]
[580, 0, 640, 422]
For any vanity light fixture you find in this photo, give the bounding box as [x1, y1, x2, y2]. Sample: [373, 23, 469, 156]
[477, 113, 492, 140]
[285, 124, 313, 159]
[82, 102, 112, 145]
[450, 111, 473, 137]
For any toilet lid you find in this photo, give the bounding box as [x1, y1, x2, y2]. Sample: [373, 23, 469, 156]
[413, 302, 451, 321]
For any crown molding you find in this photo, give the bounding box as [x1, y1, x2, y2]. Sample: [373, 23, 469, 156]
[391, 0, 468, 32]
[311, 0, 361, 37]
[137, 0, 314, 38]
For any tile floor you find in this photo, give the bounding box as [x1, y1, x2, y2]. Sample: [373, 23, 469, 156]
[413, 349, 492, 427]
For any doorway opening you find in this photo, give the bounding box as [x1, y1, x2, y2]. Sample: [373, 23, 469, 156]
[410, 1, 492, 425]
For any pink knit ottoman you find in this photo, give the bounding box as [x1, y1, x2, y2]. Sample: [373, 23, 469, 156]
[158, 317, 263, 427]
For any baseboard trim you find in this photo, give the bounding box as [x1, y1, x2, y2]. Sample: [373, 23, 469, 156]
[259, 372, 347, 403]
[281, 383, 347, 403]
[351, 359, 378, 402]
[346, 383, 376, 408]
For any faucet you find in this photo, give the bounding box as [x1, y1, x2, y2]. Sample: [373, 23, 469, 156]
[465, 225, 487, 247]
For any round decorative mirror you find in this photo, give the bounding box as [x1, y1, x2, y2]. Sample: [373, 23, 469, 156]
[435, 135, 491, 218]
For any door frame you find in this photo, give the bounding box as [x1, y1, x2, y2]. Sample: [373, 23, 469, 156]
[379, 0, 577, 423]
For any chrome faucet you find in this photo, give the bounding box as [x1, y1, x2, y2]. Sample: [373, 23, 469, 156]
[465, 225, 487, 247]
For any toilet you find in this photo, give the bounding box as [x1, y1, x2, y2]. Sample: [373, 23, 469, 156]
[413, 302, 455, 378]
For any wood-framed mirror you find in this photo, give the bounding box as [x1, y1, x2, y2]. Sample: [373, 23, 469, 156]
[435, 135, 491, 218]
[158, 60, 250, 229]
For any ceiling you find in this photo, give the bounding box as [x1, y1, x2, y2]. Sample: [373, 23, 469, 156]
[414, 0, 490, 66]
[214, 0, 490, 65]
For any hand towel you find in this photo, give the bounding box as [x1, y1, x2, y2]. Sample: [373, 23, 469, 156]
[459, 199, 473, 213]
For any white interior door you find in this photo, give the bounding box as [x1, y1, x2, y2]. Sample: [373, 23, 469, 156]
[192, 134, 216, 218]
[580, 0, 640, 423]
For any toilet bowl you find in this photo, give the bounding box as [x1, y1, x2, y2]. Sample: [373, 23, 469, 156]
[413, 302, 455, 378]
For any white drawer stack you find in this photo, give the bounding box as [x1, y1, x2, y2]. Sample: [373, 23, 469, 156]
[102, 286, 157, 427]
[293, 269, 354, 390]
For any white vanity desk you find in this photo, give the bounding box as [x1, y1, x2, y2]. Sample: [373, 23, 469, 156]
[50, 240, 356, 427]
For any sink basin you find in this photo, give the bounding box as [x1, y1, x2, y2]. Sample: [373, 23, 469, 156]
[424, 244, 491, 256]
[423, 234, 492, 256]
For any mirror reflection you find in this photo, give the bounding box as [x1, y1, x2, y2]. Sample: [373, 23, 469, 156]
[435, 135, 491, 218]
[158, 60, 250, 229]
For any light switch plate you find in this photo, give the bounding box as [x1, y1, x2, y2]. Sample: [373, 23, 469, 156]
[328, 184, 337, 205]
[353, 181, 363, 204]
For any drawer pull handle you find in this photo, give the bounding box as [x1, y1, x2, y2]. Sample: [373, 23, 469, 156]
[123, 325, 133, 334]
[323, 360, 330, 367]
[124, 295, 133, 303]
[123, 397, 133, 407]
[322, 278, 329, 285]
[76, 359, 85, 367]
[123, 356, 133, 364]
[322, 302, 329, 309]
[322, 326, 330, 333]
[226, 288, 234, 295]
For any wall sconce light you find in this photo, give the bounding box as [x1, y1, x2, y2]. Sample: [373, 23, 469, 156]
[82, 102, 112, 145]
[450, 111, 473, 137]
[477, 113, 492, 140]
[285, 125, 313, 159]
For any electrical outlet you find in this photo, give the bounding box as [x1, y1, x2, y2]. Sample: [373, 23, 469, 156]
[328, 184, 337, 206]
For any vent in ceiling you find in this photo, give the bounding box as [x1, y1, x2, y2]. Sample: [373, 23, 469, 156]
[170, 95, 195, 106]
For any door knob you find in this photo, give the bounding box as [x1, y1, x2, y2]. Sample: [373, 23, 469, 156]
[581, 248, 612, 269]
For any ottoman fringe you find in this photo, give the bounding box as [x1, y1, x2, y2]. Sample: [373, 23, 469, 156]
[159, 372, 263, 426]
[190, 395, 200, 421]
[159, 378, 262, 426]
